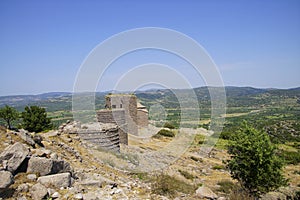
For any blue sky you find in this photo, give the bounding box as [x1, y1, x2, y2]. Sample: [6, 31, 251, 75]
[0, 0, 299, 95]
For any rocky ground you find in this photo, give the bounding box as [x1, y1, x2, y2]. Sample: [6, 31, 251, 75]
[0, 122, 299, 200]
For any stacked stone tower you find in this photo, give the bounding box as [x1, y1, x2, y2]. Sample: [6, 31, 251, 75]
[97, 93, 148, 139]
[104, 94, 138, 135]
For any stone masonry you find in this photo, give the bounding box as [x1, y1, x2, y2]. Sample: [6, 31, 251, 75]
[97, 94, 149, 136]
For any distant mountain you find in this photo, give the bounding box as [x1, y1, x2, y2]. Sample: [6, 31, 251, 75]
[0, 87, 299, 111]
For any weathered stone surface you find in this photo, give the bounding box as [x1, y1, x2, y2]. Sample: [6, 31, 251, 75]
[27, 157, 52, 176]
[17, 183, 29, 193]
[51, 192, 60, 199]
[27, 157, 72, 176]
[33, 149, 51, 157]
[58, 120, 81, 134]
[196, 186, 218, 199]
[30, 183, 48, 200]
[27, 173, 37, 180]
[0, 142, 29, 173]
[0, 170, 14, 189]
[52, 159, 72, 174]
[74, 193, 83, 199]
[38, 173, 71, 188]
[16, 129, 35, 146]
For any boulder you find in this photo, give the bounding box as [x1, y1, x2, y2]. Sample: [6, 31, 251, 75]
[33, 149, 52, 158]
[27, 157, 53, 176]
[27, 174, 37, 181]
[196, 186, 218, 199]
[0, 170, 14, 190]
[0, 142, 29, 173]
[27, 157, 72, 176]
[15, 129, 35, 146]
[52, 159, 72, 174]
[38, 173, 71, 188]
[30, 183, 48, 200]
[74, 193, 83, 199]
[17, 183, 29, 193]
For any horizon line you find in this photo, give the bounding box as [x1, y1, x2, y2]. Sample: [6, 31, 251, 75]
[1, 85, 299, 97]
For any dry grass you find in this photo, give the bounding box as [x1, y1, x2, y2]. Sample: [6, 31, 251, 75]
[151, 173, 196, 197]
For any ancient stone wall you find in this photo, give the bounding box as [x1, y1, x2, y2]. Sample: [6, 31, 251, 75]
[104, 94, 138, 135]
[96, 109, 128, 145]
[96, 109, 126, 125]
[78, 128, 120, 152]
[137, 110, 148, 127]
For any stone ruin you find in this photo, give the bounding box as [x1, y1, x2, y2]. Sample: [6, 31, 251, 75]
[97, 94, 149, 136]
[59, 94, 148, 152]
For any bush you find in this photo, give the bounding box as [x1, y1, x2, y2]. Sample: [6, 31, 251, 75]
[227, 123, 287, 196]
[151, 174, 196, 197]
[163, 122, 176, 129]
[153, 129, 175, 138]
[21, 106, 52, 132]
[0, 105, 19, 129]
[212, 165, 225, 170]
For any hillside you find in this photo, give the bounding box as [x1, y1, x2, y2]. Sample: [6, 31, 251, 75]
[0, 87, 300, 199]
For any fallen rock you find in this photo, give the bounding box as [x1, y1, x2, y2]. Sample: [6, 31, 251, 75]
[51, 191, 60, 199]
[38, 172, 71, 188]
[27, 157, 72, 176]
[33, 149, 51, 158]
[27, 157, 52, 176]
[27, 173, 37, 181]
[17, 183, 29, 193]
[30, 183, 48, 200]
[0, 170, 14, 190]
[196, 186, 218, 199]
[0, 142, 29, 173]
[15, 129, 36, 146]
[74, 193, 83, 199]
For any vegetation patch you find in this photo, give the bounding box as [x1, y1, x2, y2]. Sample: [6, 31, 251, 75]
[163, 122, 176, 129]
[178, 169, 194, 180]
[151, 173, 196, 197]
[217, 180, 236, 193]
[212, 165, 225, 170]
[153, 129, 175, 138]
[278, 150, 300, 165]
[192, 134, 205, 146]
[190, 156, 203, 162]
[227, 123, 287, 196]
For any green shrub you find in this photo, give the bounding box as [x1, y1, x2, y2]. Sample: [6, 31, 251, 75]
[153, 129, 175, 138]
[21, 106, 52, 133]
[0, 105, 19, 130]
[151, 174, 196, 197]
[178, 169, 194, 180]
[192, 134, 205, 145]
[227, 123, 287, 196]
[163, 122, 176, 129]
[212, 165, 225, 170]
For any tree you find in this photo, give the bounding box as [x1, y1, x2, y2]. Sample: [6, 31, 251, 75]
[0, 105, 19, 129]
[226, 123, 287, 196]
[21, 106, 52, 132]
